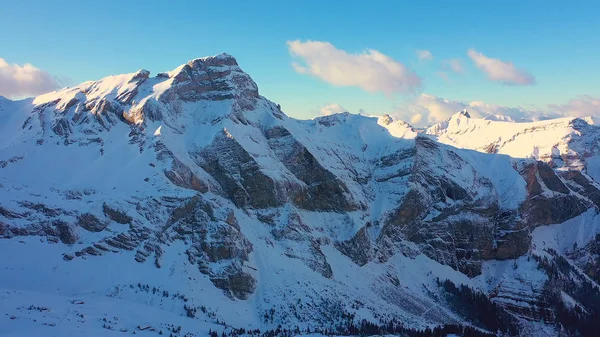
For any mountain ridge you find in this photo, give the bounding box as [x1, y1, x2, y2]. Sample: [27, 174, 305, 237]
[2, 54, 600, 337]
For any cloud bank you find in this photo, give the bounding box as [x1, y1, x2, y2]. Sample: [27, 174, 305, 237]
[287, 40, 421, 96]
[319, 103, 347, 116]
[467, 49, 535, 86]
[0, 58, 61, 98]
[394, 93, 548, 127]
[416, 49, 433, 61]
[443, 59, 464, 74]
[550, 95, 600, 117]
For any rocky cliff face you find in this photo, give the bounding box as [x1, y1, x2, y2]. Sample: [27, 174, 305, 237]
[2, 54, 600, 336]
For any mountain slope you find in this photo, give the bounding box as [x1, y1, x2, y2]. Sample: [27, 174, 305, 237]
[2, 54, 600, 337]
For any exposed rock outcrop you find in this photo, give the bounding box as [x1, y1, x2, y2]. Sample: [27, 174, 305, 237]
[102, 203, 133, 224]
[77, 213, 108, 232]
[266, 126, 359, 212]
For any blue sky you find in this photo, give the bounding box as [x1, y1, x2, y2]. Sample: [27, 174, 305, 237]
[1, 0, 599, 124]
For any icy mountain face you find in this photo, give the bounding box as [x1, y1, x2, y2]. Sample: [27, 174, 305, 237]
[2, 55, 600, 336]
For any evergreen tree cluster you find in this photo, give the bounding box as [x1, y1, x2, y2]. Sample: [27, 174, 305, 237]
[535, 251, 600, 336]
[211, 319, 498, 337]
[437, 278, 519, 336]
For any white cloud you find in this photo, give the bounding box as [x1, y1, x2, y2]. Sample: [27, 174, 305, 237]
[319, 103, 347, 116]
[467, 49, 535, 85]
[403, 94, 473, 124]
[0, 58, 61, 98]
[549, 95, 600, 117]
[443, 59, 464, 74]
[287, 40, 421, 96]
[410, 113, 423, 125]
[437, 72, 450, 82]
[388, 92, 600, 128]
[393, 93, 547, 127]
[416, 49, 433, 61]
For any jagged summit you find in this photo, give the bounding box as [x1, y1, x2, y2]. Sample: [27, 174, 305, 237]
[34, 53, 251, 106]
[129, 68, 151, 83]
[19, 53, 272, 142]
[459, 109, 471, 118]
[188, 52, 239, 66]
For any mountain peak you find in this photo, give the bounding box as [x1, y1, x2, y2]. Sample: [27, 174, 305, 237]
[32, 52, 257, 110]
[187, 53, 238, 68]
[23, 52, 271, 139]
[129, 69, 151, 83]
[458, 109, 471, 118]
[168, 53, 259, 106]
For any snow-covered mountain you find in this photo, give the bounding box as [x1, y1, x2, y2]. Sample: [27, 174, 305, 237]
[427, 111, 600, 171]
[2, 54, 600, 337]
